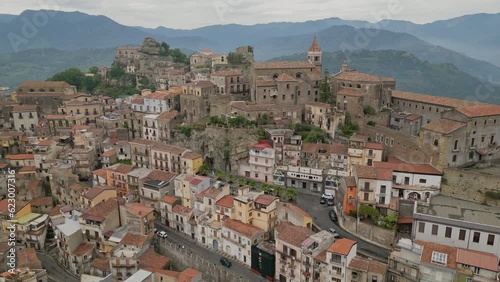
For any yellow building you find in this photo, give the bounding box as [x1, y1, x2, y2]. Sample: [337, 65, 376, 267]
[181, 151, 203, 174]
[80, 185, 117, 208]
[0, 199, 31, 232]
[234, 192, 280, 236]
[348, 135, 384, 174]
[174, 174, 211, 208]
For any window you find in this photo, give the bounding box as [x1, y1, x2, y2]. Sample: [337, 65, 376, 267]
[432, 225, 438, 235]
[487, 234, 495, 245]
[474, 267, 480, 274]
[372, 276, 378, 282]
[380, 185, 386, 194]
[445, 227, 452, 238]
[364, 193, 369, 201]
[431, 251, 448, 265]
[434, 139, 439, 146]
[473, 232, 480, 243]
[364, 182, 370, 190]
[418, 222, 425, 233]
[469, 151, 474, 160]
[454, 140, 458, 150]
[419, 179, 427, 184]
[471, 138, 476, 147]
[452, 155, 457, 162]
[459, 229, 466, 240]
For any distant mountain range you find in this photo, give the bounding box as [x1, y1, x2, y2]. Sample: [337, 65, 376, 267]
[271, 50, 500, 105]
[1, 9, 500, 103]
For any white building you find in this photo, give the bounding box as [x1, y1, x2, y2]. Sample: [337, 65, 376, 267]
[12, 105, 39, 132]
[221, 219, 265, 267]
[143, 91, 170, 114]
[315, 238, 358, 282]
[142, 114, 159, 141]
[240, 140, 275, 183]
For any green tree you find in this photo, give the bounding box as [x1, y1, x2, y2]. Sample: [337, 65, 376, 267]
[179, 125, 192, 137]
[285, 188, 297, 201]
[227, 52, 244, 64]
[256, 127, 266, 139]
[261, 183, 271, 194]
[123, 121, 129, 129]
[198, 163, 209, 176]
[48, 67, 84, 89]
[248, 180, 257, 190]
[273, 185, 284, 198]
[358, 205, 379, 219]
[170, 48, 189, 64]
[160, 42, 170, 56]
[237, 178, 246, 187]
[228, 116, 246, 127]
[363, 105, 376, 115]
[227, 174, 235, 184]
[318, 69, 332, 103]
[215, 170, 224, 180]
[108, 66, 125, 79]
[81, 75, 100, 92]
[88, 66, 99, 74]
[367, 120, 377, 126]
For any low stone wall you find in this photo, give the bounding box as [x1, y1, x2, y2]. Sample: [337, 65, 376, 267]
[441, 168, 500, 205]
[341, 215, 396, 248]
[156, 240, 250, 282]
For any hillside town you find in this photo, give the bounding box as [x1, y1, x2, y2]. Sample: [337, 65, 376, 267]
[0, 36, 500, 282]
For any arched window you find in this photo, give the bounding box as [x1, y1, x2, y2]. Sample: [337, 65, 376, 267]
[295, 73, 302, 79]
[357, 84, 361, 88]
[272, 73, 279, 79]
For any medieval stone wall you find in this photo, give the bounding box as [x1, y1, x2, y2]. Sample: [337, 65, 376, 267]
[440, 168, 500, 205]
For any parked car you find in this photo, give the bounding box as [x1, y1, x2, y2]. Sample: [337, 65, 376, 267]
[156, 231, 168, 238]
[329, 210, 338, 222]
[327, 198, 335, 206]
[220, 257, 232, 268]
[322, 193, 334, 200]
[320, 198, 326, 204]
[328, 228, 341, 239]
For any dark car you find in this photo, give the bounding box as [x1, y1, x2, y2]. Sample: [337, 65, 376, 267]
[329, 210, 338, 222]
[320, 198, 326, 204]
[220, 257, 232, 268]
[327, 198, 334, 206]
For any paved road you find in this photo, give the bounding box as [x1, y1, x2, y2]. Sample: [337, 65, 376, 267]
[155, 220, 267, 282]
[295, 192, 390, 261]
[36, 252, 79, 282]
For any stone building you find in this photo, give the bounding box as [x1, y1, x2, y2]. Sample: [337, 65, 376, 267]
[250, 37, 322, 105]
[180, 80, 215, 123]
[210, 70, 250, 99]
[229, 101, 303, 124]
[12, 105, 39, 133]
[332, 61, 396, 114]
[15, 81, 78, 114]
[305, 101, 345, 138]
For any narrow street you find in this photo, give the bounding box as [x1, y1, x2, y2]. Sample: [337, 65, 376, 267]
[295, 192, 390, 261]
[155, 220, 267, 282]
[36, 252, 79, 282]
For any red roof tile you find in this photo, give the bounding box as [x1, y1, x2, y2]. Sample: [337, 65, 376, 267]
[216, 195, 234, 208]
[127, 203, 154, 217]
[374, 161, 442, 175]
[5, 154, 34, 160]
[177, 268, 202, 282]
[285, 203, 311, 219]
[162, 195, 180, 204]
[73, 243, 94, 256]
[418, 241, 457, 269]
[276, 222, 314, 247]
[335, 71, 384, 82]
[337, 88, 364, 97]
[223, 219, 264, 238]
[182, 151, 202, 160]
[172, 205, 192, 216]
[391, 90, 488, 108]
[456, 249, 498, 272]
[138, 247, 170, 269]
[456, 105, 500, 118]
[421, 119, 466, 134]
[121, 232, 148, 247]
[90, 258, 110, 271]
[16, 248, 42, 269]
[102, 148, 116, 157]
[253, 61, 315, 69]
[157, 110, 178, 120]
[348, 256, 370, 271]
[255, 194, 278, 206]
[12, 105, 38, 112]
[308, 36, 321, 52]
[30, 197, 53, 207]
[276, 73, 297, 82]
[364, 142, 384, 150]
[328, 238, 357, 255]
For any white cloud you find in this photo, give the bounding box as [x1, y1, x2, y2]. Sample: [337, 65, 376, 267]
[2, 0, 500, 28]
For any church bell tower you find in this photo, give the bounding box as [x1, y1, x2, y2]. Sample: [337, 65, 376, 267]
[307, 36, 322, 70]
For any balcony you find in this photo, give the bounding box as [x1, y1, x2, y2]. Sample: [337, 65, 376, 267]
[348, 151, 362, 157]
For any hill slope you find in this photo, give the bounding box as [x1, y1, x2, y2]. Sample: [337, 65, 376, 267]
[0, 48, 115, 90]
[271, 50, 500, 105]
[255, 25, 500, 83]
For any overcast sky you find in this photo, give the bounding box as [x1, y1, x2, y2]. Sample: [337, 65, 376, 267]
[3, 0, 500, 29]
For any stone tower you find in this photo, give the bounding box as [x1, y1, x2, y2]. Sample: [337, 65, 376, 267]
[307, 36, 322, 69]
[341, 59, 349, 72]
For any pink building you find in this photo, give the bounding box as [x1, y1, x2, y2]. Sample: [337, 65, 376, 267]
[240, 139, 275, 183]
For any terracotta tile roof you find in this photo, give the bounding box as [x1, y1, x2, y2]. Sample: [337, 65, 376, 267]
[421, 119, 466, 134]
[127, 203, 154, 217]
[204, 186, 223, 199]
[230, 101, 303, 112]
[276, 73, 297, 82]
[49, 205, 65, 217]
[82, 185, 115, 200]
[305, 102, 331, 109]
[405, 114, 422, 121]
[70, 183, 87, 192]
[374, 161, 442, 175]
[211, 70, 241, 76]
[328, 238, 357, 255]
[73, 243, 94, 256]
[143, 268, 180, 278]
[391, 90, 488, 108]
[256, 80, 277, 87]
[190, 178, 203, 185]
[12, 105, 38, 112]
[368, 260, 387, 275]
[301, 143, 348, 155]
[337, 88, 364, 97]
[81, 198, 118, 221]
[216, 195, 234, 208]
[152, 142, 186, 155]
[223, 219, 264, 238]
[253, 61, 315, 69]
[5, 154, 34, 160]
[112, 164, 134, 174]
[350, 135, 368, 142]
[16, 248, 42, 269]
[348, 256, 370, 271]
[162, 195, 180, 204]
[93, 168, 108, 179]
[252, 139, 272, 150]
[173, 205, 192, 216]
[177, 268, 202, 282]
[0, 164, 7, 170]
[343, 176, 355, 187]
[315, 250, 328, 263]
[0, 199, 28, 216]
[285, 203, 311, 219]
[46, 114, 67, 119]
[398, 217, 413, 224]
[121, 232, 148, 247]
[456, 249, 498, 271]
[132, 97, 144, 105]
[138, 247, 170, 269]
[364, 142, 384, 150]
[309, 36, 322, 52]
[146, 170, 177, 182]
[355, 165, 392, 181]
[19, 81, 72, 88]
[418, 240, 457, 269]
[102, 148, 116, 157]
[276, 222, 314, 247]
[130, 138, 157, 146]
[182, 151, 202, 160]
[90, 257, 110, 271]
[30, 197, 53, 207]
[157, 110, 178, 120]
[255, 194, 278, 206]
[146, 91, 169, 100]
[455, 105, 500, 118]
[18, 166, 36, 173]
[335, 71, 385, 82]
[190, 80, 215, 88]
